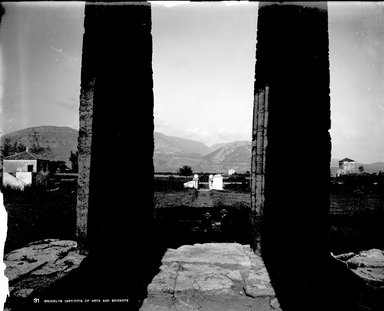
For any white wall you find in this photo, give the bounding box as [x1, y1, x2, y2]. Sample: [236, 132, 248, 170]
[3, 160, 37, 173]
[2, 172, 27, 190]
[212, 174, 223, 190]
[15, 172, 33, 185]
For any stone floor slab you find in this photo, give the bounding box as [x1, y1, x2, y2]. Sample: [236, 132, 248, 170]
[141, 243, 280, 311]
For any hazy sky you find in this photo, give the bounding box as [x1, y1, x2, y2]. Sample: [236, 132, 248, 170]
[0, 2, 383, 163]
[152, 2, 258, 146]
[328, 2, 384, 163]
[0, 2, 84, 134]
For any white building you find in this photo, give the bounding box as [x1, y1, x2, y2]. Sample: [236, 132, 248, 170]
[212, 174, 223, 190]
[336, 158, 356, 176]
[2, 150, 51, 189]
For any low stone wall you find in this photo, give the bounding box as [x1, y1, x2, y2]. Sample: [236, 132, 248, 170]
[4, 239, 86, 310]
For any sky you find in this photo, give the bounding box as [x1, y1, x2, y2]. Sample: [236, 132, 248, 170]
[152, 2, 258, 146]
[328, 2, 384, 163]
[0, 2, 84, 134]
[0, 2, 383, 163]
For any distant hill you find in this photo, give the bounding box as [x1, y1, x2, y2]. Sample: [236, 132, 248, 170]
[154, 132, 211, 156]
[154, 133, 251, 173]
[1, 126, 78, 166]
[209, 143, 227, 153]
[4, 127, 383, 175]
[356, 162, 384, 174]
[154, 132, 207, 172]
[204, 141, 251, 172]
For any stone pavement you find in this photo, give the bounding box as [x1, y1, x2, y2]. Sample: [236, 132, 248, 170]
[4, 239, 86, 310]
[140, 243, 281, 311]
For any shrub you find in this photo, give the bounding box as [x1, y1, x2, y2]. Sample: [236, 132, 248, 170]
[178, 165, 193, 176]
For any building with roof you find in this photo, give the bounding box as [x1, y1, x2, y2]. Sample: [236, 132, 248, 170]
[336, 158, 356, 177]
[3, 149, 51, 173]
[2, 149, 52, 188]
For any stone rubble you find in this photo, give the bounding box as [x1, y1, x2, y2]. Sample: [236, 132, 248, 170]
[4, 239, 86, 310]
[141, 243, 281, 311]
[334, 248, 384, 310]
[335, 249, 384, 286]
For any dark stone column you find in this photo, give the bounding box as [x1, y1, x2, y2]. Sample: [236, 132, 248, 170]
[74, 2, 155, 306]
[252, 2, 343, 310]
[78, 1, 154, 251]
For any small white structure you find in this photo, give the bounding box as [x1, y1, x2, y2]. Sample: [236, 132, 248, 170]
[336, 158, 356, 177]
[208, 174, 214, 190]
[193, 174, 199, 189]
[212, 174, 223, 190]
[184, 174, 199, 189]
[228, 169, 236, 176]
[184, 180, 195, 189]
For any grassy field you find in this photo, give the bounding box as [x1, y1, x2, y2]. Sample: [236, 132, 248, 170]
[329, 193, 384, 254]
[2, 183, 77, 253]
[3, 178, 383, 256]
[154, 189, 250, 209]
[209, 190, 250, 209]
[155, 189, 384, 254]
[154, 189, 252, 248]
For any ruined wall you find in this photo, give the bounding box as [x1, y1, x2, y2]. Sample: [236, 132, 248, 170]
[252, 3, 335, 310]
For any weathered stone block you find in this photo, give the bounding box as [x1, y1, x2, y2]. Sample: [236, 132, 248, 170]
[141, 243, 278, 311]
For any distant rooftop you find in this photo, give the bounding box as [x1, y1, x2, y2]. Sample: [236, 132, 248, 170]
[339, 158, 355, 163]
[3, 150, 51, 161]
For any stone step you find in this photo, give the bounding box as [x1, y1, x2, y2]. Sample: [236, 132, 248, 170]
[140, 243, 281, 311]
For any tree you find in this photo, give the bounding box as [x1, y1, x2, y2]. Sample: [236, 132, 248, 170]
[1, 138, 13, 158]
[179, 165, 193, 176]
[0, 138, 25, 158]
[29, 130, 44, 153]
[13, 141, 26, 153]
[359, 165, 364, 174]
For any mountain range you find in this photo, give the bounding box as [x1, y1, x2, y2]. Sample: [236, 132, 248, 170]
[2, 126, 384, 174]
[154, 132, 251, 172]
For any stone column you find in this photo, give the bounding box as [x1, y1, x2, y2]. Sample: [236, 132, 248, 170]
[252, 2, 332, 310]
[76, 2, 154, 258]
